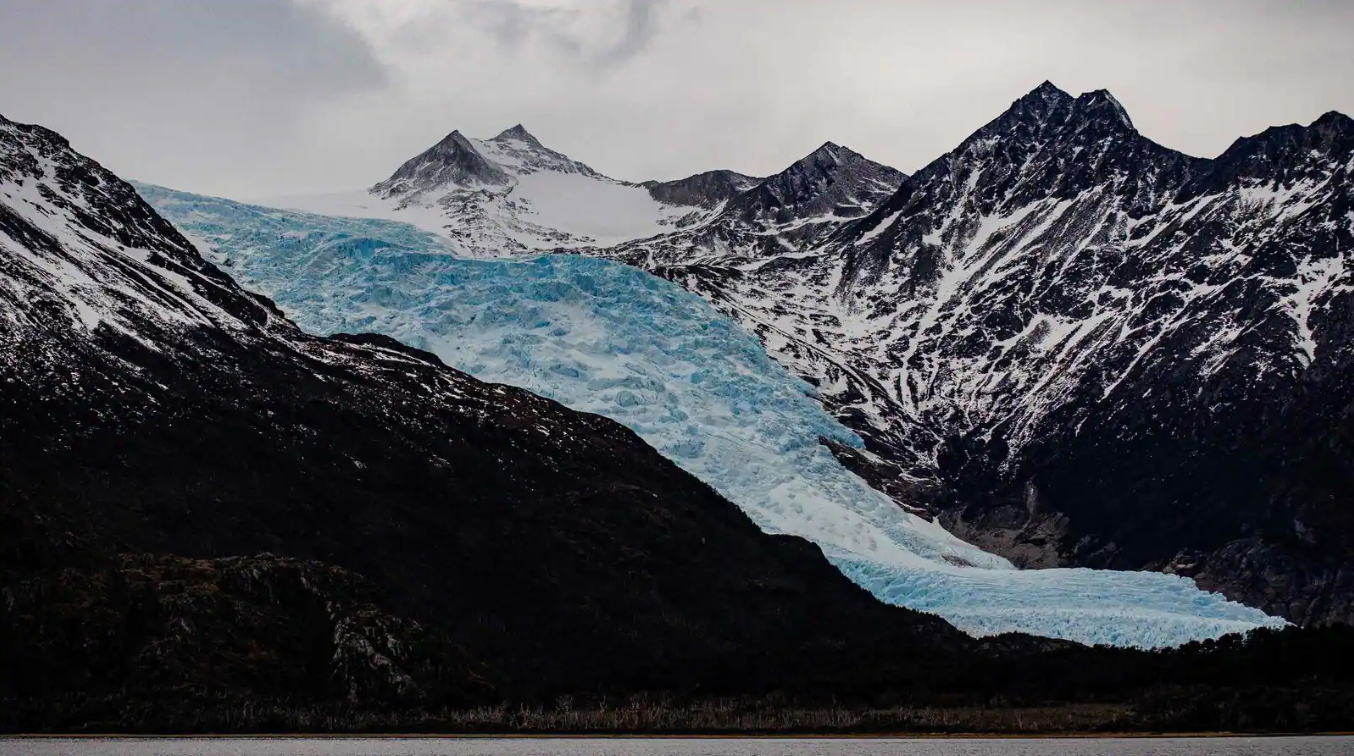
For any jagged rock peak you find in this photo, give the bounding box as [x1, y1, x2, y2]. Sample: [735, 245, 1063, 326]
[727, 140, 906, 223]
[1315, 110, 1354, 126]
[809, 141, 848, 161]
[789, 141, 886, 176]
[493, 123, 543, 147]
[1025, 80, 1073, 102]
[0, 111, 71, 150]
[404, 129, 472, 157]
[986, 80, 1076, 133]
[1311, 110, 1354, 140]
[372, 128, 509, 197]
[1192, 108, 1354, 193]
[1073, 89, 1135, 131]
[1221, 110, 1354, 160]
[968, 81, 1142, 147]
[643, 169, 762, 207]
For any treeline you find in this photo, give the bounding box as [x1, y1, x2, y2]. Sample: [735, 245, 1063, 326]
[5, 625, 1353, 734]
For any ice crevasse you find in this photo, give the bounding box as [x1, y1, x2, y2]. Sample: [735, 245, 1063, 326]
[139, 183, 1287, 648]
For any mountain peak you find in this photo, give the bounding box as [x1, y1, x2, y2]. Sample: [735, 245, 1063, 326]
[732, 141, 904, 224]
[493, 124, 543, 147]
[984, 81, 1076, 134]
[1315, 110, 1352, 125]
[807, 141, 850, 162]
[1074, 89, 1136, 131]
[643, 169, 762, 207]
[439, 129, 473, 148]
[372, 128, 509, 198]
[1014, 81, 1074, 109]
[1312, 110, 1354, 138]
[1027, 80, 1071, 100]
[973, 82, 1138, 146]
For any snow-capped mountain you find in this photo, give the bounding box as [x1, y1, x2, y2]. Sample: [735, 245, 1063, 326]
[605, 141, 906, 262]
[258, 125, 907, 262]
[259, 124, 730, 256]
[601, 83, 1354, 626]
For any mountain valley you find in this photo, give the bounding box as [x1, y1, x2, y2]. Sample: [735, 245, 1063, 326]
[4, 80, 1354, 732]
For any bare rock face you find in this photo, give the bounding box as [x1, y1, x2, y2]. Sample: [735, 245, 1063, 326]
[643, 169, 763, 208]
[372, 130, 512, 202]
[1164, 539, 1354, 628]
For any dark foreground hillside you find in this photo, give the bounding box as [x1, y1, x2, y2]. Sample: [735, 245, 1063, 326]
[1, 112, 1352, 734]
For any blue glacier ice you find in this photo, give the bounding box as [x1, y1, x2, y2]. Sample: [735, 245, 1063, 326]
[138, 183, 1287, 648]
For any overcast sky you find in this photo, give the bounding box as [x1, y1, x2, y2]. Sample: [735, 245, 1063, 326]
[2, 0, 1351, 197]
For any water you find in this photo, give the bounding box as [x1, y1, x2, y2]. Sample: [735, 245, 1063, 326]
[2, 737, 1349, 756]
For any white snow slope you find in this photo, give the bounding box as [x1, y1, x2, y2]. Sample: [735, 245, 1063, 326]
[139, 183, 1285, 648]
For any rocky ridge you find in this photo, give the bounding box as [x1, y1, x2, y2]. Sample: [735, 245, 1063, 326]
[596, 83, 1354, 625]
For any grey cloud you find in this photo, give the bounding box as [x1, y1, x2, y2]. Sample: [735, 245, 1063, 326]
[450, 0, 675, 68]
[0, 0, 388, 195]
[3, 0, 1352, 198]
[601, 0, 669, 63]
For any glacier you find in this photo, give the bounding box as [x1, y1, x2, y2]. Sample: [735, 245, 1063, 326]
[138, 182, 1287, 648]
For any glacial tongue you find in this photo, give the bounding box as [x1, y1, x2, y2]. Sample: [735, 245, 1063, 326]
[144, 181, 1288, 649]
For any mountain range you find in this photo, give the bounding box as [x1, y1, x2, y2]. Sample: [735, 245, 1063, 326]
[5, 81, 1354, 732]
[230, 81, 1354, 628]
[603, 82, 1354, 627]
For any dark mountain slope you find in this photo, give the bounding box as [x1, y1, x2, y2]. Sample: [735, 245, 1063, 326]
[0, 112, 972, 708]
[371, 129, 511, 201]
